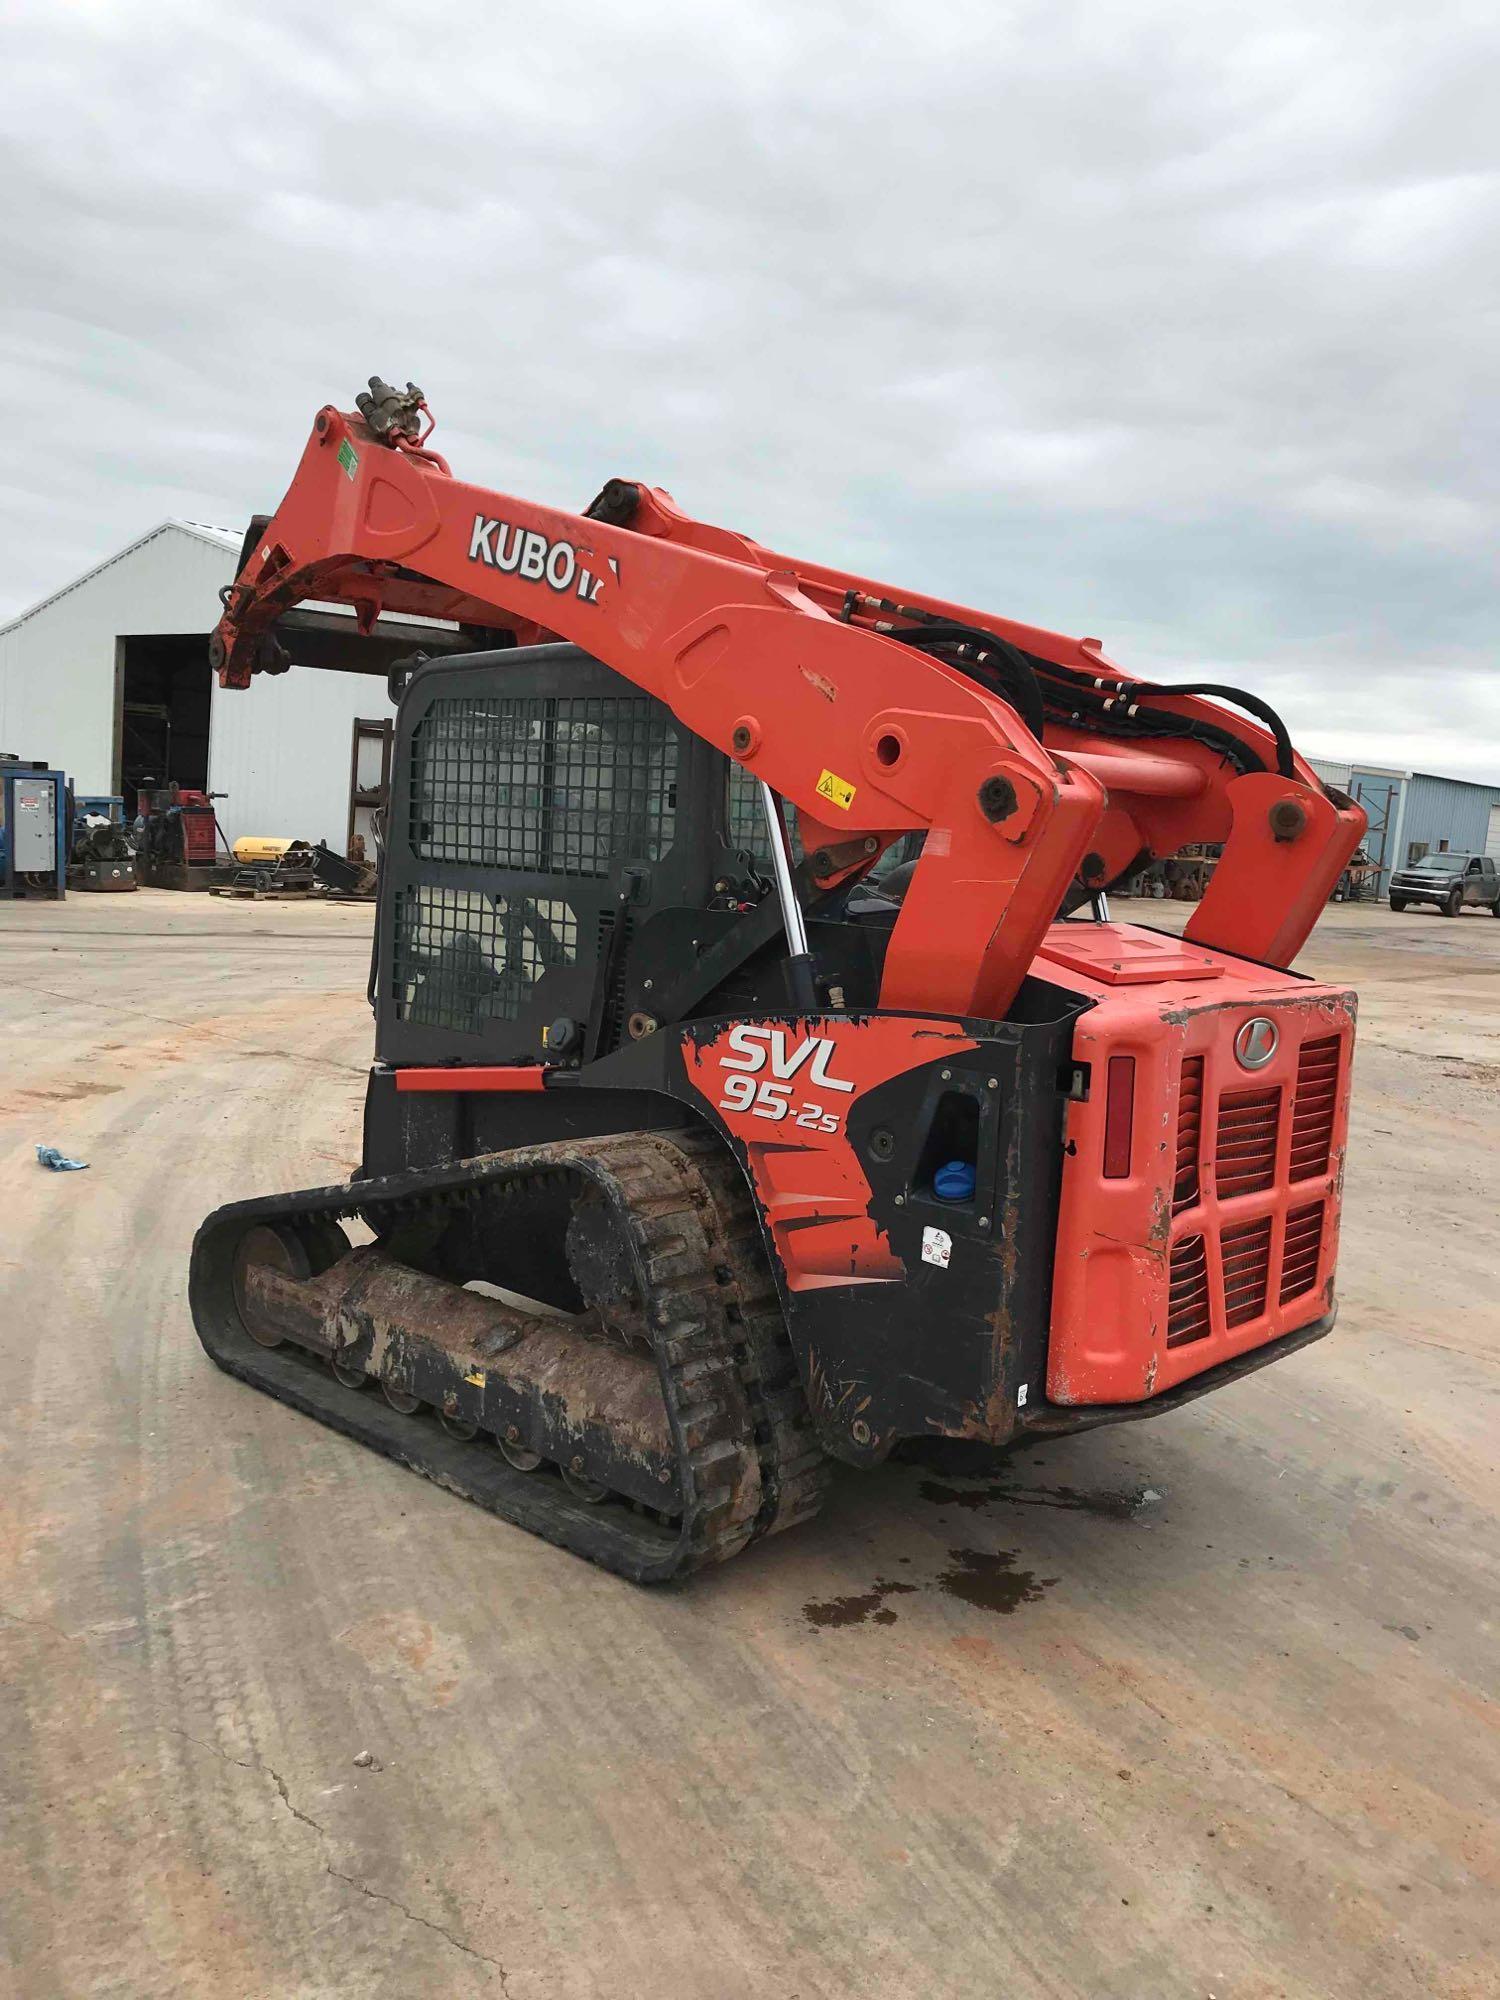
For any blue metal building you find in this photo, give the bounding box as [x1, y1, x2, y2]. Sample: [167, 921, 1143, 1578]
[1340, 767, 1500, 892]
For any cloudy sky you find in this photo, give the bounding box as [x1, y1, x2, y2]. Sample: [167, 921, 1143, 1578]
[3, 0, 1495, 773]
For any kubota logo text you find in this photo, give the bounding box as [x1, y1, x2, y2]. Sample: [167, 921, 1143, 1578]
[468, 513, 615, 603]
[715, 1025, 854, 1130]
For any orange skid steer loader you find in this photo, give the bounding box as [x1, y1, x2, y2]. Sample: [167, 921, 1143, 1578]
[190, 379, 1362, 1581]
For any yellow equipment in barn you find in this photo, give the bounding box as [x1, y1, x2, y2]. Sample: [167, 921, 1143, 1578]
[231, 836, 312, 866]
[211, 836, 318, 898]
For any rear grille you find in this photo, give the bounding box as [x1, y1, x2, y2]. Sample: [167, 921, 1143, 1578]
[1166, 1236, 1211, 1346]
[1279, 1202, 1325, 1303]
[1289, 1035, 1340, 1181]
[1154, 1028, 1340, 1369]
[1173, 1057, 1204, 1212]
[1221, 1215, 1272, 1327]
[1215, 1087, 1280, 1197]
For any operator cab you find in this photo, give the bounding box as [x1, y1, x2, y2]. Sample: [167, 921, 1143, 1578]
[379, 643, 968, 1072]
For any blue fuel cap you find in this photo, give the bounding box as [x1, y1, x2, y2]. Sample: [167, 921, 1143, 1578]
[933, 1159, 976, 1202]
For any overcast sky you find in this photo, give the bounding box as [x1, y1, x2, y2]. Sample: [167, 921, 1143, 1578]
[3, 0, 1495, 774]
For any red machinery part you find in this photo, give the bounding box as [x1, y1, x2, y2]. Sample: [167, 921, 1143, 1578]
[1034, 923, 1356, 1406]
[209, 396, 1366, 1028]
[175, 792, 220, 864]
[680, 1014, 978, 1291]
[395, 1067, 549, 1093]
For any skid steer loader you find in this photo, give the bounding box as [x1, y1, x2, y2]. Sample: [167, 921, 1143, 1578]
[190, 379, 1363, 1581]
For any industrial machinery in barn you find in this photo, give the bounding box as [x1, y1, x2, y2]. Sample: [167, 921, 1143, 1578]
[135, 783, 231, 889]
[69, 795, 138, 893]
[189, 379, 1365, 1583]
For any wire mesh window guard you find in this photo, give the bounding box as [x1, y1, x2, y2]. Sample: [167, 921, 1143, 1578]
[410, 695, 678, 875]
[392, 886, 579, 1033]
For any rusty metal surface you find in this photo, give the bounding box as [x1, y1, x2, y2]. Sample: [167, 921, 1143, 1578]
[238, 1243, 675, 1466]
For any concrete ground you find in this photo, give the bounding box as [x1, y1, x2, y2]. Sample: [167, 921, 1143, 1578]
[0, 888, 1495, 2000]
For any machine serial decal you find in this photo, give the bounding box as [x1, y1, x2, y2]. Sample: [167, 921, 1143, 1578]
[716, 1024, 854, 1129]
[468, 513, 612, 603]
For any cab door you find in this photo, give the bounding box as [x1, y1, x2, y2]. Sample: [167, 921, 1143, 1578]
[1465, 857, 1487, 906]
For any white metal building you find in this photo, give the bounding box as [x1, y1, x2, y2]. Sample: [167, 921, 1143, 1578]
[0, 520, 457, 852]
[1306, 755, 1353, 792]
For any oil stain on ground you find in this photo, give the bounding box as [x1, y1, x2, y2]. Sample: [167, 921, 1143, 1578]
[803, 1577, 919, 1629]
[802, 1477, 1148, 1629]
[802, 1552, 1058, 1627]
[936, 1547, 1058, 1613]
[918, 1478, 1162, 1520]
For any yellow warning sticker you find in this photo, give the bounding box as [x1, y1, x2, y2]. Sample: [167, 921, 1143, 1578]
[815, 767, 856, 811]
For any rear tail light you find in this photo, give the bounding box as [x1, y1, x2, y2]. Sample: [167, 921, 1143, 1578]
[1102, 1056, 1136, 1178]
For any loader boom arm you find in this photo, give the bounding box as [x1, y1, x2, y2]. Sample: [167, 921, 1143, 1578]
[212, 391, 1364, 1019]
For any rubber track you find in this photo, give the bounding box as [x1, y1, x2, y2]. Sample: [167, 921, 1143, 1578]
[190, 1134, 770, 1583]
[647, 1131, 832, 1541]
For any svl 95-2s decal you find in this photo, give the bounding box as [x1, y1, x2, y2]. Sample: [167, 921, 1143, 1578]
[681, 1016, 979, 1291]
[716, 1025, 854, 1130]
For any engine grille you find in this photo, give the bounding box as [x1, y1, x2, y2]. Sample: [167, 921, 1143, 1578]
[1215, 1086, 1281, 1197]
[1162, 1024, 1344, 1353]
[1167, 1235, 1211, 1346]
[1221, 1215, 1273, 1327]
[1279, 1202, 1325, 1303]
[1289, 1035, 1340, 1181]
[1173, 1057, 1204, 1212]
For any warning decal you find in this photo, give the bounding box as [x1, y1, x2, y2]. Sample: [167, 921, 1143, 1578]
[815, 768, 856, 812]
[921, 1226, 953, 1269]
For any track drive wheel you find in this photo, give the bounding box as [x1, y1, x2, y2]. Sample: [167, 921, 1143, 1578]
[232, 1219, 348, 1348]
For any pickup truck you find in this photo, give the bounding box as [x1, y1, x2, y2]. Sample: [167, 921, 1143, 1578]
[1388, 852, 1500, 917]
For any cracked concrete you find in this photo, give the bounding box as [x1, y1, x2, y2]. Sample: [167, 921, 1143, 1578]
[326, 1869, 511, 1985]
[167, 1721, 506, 1978]
[1, 890, 1497, 1998]
[167, 1726, 329, 1838]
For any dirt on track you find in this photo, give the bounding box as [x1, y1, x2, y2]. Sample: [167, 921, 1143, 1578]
[0, 890, 1496, 2000]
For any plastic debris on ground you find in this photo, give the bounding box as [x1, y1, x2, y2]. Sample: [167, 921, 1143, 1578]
[36, 1145, 89, 1172]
